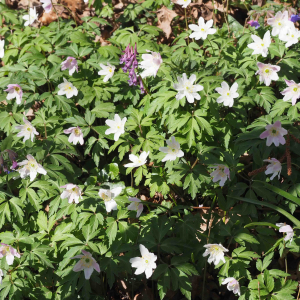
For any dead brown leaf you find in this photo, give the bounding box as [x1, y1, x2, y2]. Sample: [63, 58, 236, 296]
[156, 6, 177, 39]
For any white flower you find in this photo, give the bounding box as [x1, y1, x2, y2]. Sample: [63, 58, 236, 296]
[264, 158, 282, 180]
[159, 136, 184, 162]
[98, 187, 122, 212]
[189, 17, 216, 41]
[127, 197, 144, 218]
[0, 40, 4, 59]
[139, 51, 163, 78]
[175, 0, 191, 8]
[124, 151, 149, 168]
[276, 223, 294, 242]
[281, 79, 300, 106]
[61, 57, 78, 76]
[209, 164, 230, 187]
[247, 31, 271, 57]
[215, 82, 239, 107]
[22, 7, 38, 27]
[173, 73, 204, 103]
[0, 244, 20, 266]
[256, 63, 280, 86]
[63, 126, 84, 145]
[129, 244, 157, 279]
[41, 0, 52, 13]
[58, 78, 78, 99]
[15, 117, 39, 143]
[267, 11, 291, 36]
[60, 184, 82, 204]
[222, 278, 241, 296]
[279, 23, 300, 48]
[4, 84, 23, 105]
[105, 114, 127, 141]
[203, 243, 229, 265]
[260, 121, 288, 147]
[0, 269, 3, 284]
[18, 154, 47, 182]
[98, 63, 115, 82]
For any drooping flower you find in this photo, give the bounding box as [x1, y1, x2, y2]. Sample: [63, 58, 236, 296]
[71, 250, 100, 280]
[256, 63, 280, 86]
[281, 79, 300, 106]
[41, 0, 52, 13]
[18, 154, 47, 182]
[127, 197, 144, 218]
[0, 269, 3, 284]
[58, 78, 78, 99]
[129, 244, 157, 279]
[98, 187, 122, 212]
[209, 164, 230, 187]
[222, 278, 241, 296]
[175, 0, 191, 8]
[279, 24, 300, 48]
[264, 158, 282, 180]
[61, 57, 78, 76]
[247, 20, 260, 29]
[105, 114, 127, 141]
[0, 243, 20, 265]
[0, 40, 4, 59]
[189, 17, 216, 40]
[159, 136, 184, 162]
[276, 223, 294, 242]
[98, 63, 115, 82]
[15, 117, 39, 143]
[60, 184, 82, 204]
[290, 14, 300, 23]
[4, 84, 23, 105]
[124, 151, 149, 168]
[139, 50, 163, 79]
[215, 82, 239, 107]
[259, 121, 288, 147]
[63, 127, 84, 145]
[247, 31, 271, 57]
[267, 11, 291, 36]
[174, 73, 204, 103]
[22, 7, 38, 27]
[203, 244, 229, 265]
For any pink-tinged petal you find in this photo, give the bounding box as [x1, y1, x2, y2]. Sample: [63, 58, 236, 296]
[73, 260, 84, 272]
[136, 204, 143, 217]
[260, 130, 269, 139]
[81, 250, 91, 256]
[70, 255, 83, 259]
[92, 260, 100, 273]
[84, 267, 94, 279]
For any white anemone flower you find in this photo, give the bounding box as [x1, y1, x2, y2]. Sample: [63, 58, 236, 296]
[0, 40, 4, 59]
[63, 126, 84, 145]
[264, 158, 282, 180]
[276, 223, 294, 242]
[18, 154, 47, 182]
[175, 0, 191, 8]
[98, 187, 122, 212]
[256, 63, 280, 86]
[215, 82, 239, 107]
[222, 278, 241, 296]
[124, 151, 149, 168]
[279, 23, 300, 48]
[58, 78, 78, 99]
[127, 197, 144, 218]
[267, 11, 291, 36]
[281, 79, 300, 106]
[105, 114, 127, 141]
[22, 7, 38, 27]
[98, 63, 115, 82]
[209, 164, 230, 187]
[247, 31, 271, 57]
[203, 243, 229, 265]
[60, 184, 82, 204]
[159, 136, 184, 162]
[174, 73, 204, 103]
[139, 51, 163, 78]
[15, 117, 39, 143]
[129, 244, 157, 279]
[189, 17, 216, 40]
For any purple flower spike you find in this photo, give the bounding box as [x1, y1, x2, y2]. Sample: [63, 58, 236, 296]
[247, 20, 260, 29]
[290, 14, 300, 23]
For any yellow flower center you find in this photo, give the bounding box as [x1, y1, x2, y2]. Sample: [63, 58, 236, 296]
[109, 69, 112, 73]
[293, 87, 298, 92]
[201, 28, 205, 31]
[278, 22, 281, 26]
[27, 127, 31, 131]
[31, 163, 35, 167]
[265, 69, 269, 73]
[80, 256, 93, 268]
[75, 129, 80, 135]
[291, 35, 295, 38]
[72, 187, 76, 191]
[271, 129, 278, 136]
[261, 43, 264, 46]
[227, 92, 230, 96]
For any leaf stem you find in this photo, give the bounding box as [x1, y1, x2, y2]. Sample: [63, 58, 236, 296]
[184, 8, 189, 45]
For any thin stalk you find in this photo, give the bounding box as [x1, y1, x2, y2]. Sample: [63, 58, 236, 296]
[6, 173, 12, 194]
[131, 170, 133, 188]
[50, 0, 60, 31]
[202, 196, 217, 299]
[297, 284, 300, 300]
[184, 8, 189, 45]
[44, 123, 47, 139]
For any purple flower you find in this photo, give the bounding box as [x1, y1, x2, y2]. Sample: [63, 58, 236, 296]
[61, 57, 78, 76]
[247, 20, 260, 29]
[290, 14, 300, 23]
[12, 161, 18, 170]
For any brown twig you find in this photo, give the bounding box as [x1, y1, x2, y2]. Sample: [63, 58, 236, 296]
[286, 134, 292, 176]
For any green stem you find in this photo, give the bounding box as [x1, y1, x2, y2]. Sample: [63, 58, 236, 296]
[185, 8, 189, 45]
